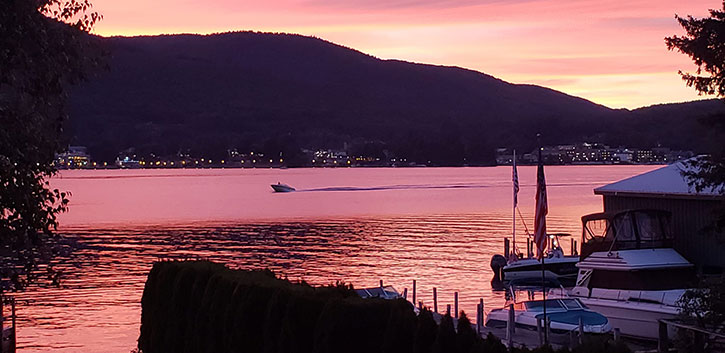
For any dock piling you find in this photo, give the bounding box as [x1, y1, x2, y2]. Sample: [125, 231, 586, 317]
[412, 280, 417, 305]
[571, 238, 575, 255]
[476, 303, 482, 333]
[433, 288, 438, 313]
[536, 318, 543, 345]
[454, 292, 459, 319]
[504, 238, 510, 259]
[479, 298, 484, 325]
[658, 320, 669, 353]
[546, 317, 551, 344]
[403, 288, 408, 300]
[507, 304, 515, 347]
[446, 304, 451, 316]
[578, 317, 583, 345]
[10, 298, 15, 352]
[613, 328, 620, 341]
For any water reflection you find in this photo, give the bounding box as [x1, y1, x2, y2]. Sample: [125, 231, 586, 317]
[9, 166, 658, 352]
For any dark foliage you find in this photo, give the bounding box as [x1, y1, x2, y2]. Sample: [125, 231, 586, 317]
[456, 312, 478, 353]
[413, 308, 438, 353]
[139, 261, 636, 353]
[666, 2, 725, 97]
[0, 0, 103, 288]
[569, 336, 630, 353]
[677, 279, 725, 330]
[667, 2, 725, 235]
[432, 312, 457, 353]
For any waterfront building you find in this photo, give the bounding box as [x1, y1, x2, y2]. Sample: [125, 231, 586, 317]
[594, 162, 725, 274]
[55, 146, 91, 168]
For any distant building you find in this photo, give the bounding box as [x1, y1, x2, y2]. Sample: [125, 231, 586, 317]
[594, 162, 725, 273]
[116, 148, 141, 168]
[310, 149, 351, 166]
[495, 143, 693, 165]
[55, 146, 91, 168]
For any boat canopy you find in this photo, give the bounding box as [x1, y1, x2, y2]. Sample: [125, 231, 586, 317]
[580, 209, 673, 259]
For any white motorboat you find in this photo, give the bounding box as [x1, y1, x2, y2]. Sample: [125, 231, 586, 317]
[502, 235, 579, 283]
[563, 209, 696, 340]
[485, 297, 612, 334]
[270, 182, 296, 192]
[497, 153, 579, 283]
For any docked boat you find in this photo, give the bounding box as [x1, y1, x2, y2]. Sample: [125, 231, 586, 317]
[270, 182, 296, 192]
[502, 234, 579, 283]
[496, 151, 579, 283]
[563, 209, 696, 340]
[355, 285, 401, 300]
[485, 297, 612, 334]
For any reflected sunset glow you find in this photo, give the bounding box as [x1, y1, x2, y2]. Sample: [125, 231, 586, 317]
[10, 166, 659, 352]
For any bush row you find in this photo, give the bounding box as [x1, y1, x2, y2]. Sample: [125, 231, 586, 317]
[138, 261, 630, 353]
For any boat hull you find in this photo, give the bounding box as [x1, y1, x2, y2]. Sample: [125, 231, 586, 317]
[271, 184, 295, 192]
[485, 308, 611, 334]
[503, 257, 579, 282]
[575, 297, 678, 340]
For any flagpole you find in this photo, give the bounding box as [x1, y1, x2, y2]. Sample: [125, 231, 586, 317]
[512, 150, 516, 261]
[533, 134, 548, 344]
[537, 136, 548, 345]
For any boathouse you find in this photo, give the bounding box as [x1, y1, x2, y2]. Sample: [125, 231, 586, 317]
[594, 162, 725, 273]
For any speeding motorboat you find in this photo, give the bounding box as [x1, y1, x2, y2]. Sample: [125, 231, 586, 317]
[270, 182, 296, 192]
[485, 297, 611, 334]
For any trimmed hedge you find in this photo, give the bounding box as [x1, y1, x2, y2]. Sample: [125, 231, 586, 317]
[138, 261, 631, 353]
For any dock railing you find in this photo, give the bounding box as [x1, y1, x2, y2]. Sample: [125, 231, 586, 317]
[658, 319, 725, 353]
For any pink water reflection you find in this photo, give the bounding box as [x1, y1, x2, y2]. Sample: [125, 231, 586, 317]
[10, 166, 657, 352]
[52, 166, 657, 226]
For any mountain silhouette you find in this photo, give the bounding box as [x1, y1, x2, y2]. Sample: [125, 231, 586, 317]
[68, 31, 724, 165]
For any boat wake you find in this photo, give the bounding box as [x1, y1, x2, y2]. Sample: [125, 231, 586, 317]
[300, 184, 492, 192]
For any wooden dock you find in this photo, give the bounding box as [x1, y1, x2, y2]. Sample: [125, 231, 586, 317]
[396, 279, 657, 352]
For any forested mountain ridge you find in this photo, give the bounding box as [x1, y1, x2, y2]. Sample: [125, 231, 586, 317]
[68, 31, 725, 165]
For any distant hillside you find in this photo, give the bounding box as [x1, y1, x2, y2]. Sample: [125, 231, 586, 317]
[68, 31, 724, 165]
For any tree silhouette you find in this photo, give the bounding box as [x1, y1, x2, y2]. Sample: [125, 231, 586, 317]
[0, 0, 103, 288]
[666, 2, 725, 199]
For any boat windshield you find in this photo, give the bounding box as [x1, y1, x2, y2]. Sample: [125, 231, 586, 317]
[560, 299, 584, 310]
[524, 300, 563, 312]
[581, 210, 672, 258]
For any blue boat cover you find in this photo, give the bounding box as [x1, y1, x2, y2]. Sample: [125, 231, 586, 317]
[535, 310, 608, 326]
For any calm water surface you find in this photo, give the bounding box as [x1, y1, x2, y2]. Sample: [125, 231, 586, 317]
[12, 166, 658, 352]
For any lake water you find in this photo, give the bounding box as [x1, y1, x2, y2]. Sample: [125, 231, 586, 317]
[10, 165, 659, 352]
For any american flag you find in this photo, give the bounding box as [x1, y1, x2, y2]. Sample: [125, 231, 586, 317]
[534, 149, 548, 259]
[512, 151, 519, 208]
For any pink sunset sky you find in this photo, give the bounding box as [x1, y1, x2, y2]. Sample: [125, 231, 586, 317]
[90, 0, 719, 109]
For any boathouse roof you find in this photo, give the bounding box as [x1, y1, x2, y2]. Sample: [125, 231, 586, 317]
[594, 161, 722, 199]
